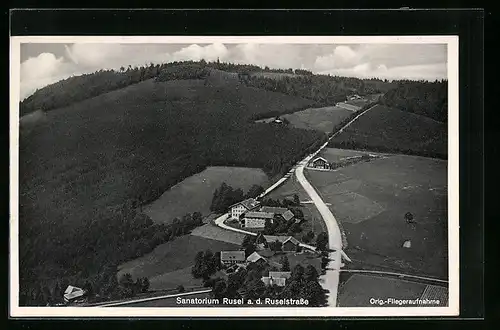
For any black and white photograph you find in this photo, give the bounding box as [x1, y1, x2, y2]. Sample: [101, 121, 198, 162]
[10, 36, 459, 317]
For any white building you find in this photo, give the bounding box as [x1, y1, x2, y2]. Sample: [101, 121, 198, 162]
[228, 198, 260, 220]
[241, 211, 274, 229]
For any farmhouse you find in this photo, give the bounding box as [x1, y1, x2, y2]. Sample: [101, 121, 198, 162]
[263, 235, 302, 252]
[246, 251, 268, 265]
[220, 251, 246, 266]
[229, 198, 260, 220]
[241, 211, 274, 229]
[310, 157, 329, 169]
[259, 207, 295, 221]
[63, 285, 86, 303]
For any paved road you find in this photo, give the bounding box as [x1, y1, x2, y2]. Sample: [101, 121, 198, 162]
[295, 158, 343, 307]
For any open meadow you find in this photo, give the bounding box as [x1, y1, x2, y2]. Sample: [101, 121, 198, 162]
[117, 234, 239, 290]
[144, 166, 269, 224]
[305, 153, 448, 278]
[337, 274, 430, 307]
[256, 106, 353, 133]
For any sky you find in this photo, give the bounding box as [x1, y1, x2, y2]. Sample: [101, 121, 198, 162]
[19, 42, 448, 99]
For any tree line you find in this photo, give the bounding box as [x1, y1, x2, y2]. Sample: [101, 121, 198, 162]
[381, 79, 448, 122]
[20, 59, 396, 116]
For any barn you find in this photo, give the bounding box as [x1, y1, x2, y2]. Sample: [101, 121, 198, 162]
[310, 156, 329, 169]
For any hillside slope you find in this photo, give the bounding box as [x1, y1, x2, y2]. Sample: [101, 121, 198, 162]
[19, 78, 325, 302]
[328, 105, 447, 158]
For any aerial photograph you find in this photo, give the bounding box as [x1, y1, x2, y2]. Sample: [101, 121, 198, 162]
[15, 40, 450, 311]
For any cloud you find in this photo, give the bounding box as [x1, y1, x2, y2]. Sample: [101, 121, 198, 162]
[170, 43, 229, 62]
[20, 53, 76, 99]
[320, 62, 447, 81]
[314, 45, 362, 70]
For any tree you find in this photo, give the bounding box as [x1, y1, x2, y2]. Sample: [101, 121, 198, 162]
[300, 280, 327, 306]
[241, 235, 257, 257]
[83, 280, 93, 297]
[405, 212, 415, 224]
[293, 194, 300, 206]
[316, 232, 329, 251]
[192, 211, 203, 225]
[270, 239, 282, 252]
[177, 285, 185, 293]
[53, 281, 63, 304]
[246, 184, 264, 199]
[280, 256, 290, 271]
[304, 265, 319, 282]
[263, 218, 274, 235]
[141, 277, 150, 292]
[290, 264, 305, 283]
[212, 279, 227, 299]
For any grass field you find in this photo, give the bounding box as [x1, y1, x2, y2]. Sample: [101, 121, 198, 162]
[305, 154, 448, 278]
[337, 274, 429, 307]
[256, 106, 353, 133]
[190, 223, 247, 245]
[144, 166, 269, 224]
[329, 105, 447, 158]
[117, 234, 239, 287]
[316, 148, 374, 163]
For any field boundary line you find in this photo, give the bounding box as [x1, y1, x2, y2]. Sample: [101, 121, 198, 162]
[340, 269, 448, 284]
[96, 289, 213, 307]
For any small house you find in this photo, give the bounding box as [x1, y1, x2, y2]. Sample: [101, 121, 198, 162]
[241, 211, 275, 229]
[261, 271, 292, 287]
[228, 198, 261, 220]
[246, 251, 268, 265]
[259, 207, 294, 222]
[282, 236, 301, 252]
[220, 251, 246, 266]
[310, 157, 329, 169]
[63, 285, 86, 303]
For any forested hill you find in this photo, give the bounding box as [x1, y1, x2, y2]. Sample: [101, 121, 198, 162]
[380, 80, 448, 122]
[20, 60, 396, 116]
[19, 78, 326, 305]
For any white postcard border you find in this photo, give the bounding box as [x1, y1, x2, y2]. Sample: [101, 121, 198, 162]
[9, 35, 459, 318]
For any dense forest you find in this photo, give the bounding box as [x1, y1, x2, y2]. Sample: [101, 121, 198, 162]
[380, 80, 448, 122]
[19, 75, 326, 305]
[20, 59, 394, 116]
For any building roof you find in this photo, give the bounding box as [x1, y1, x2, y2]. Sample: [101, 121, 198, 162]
[220, 251, 246, 261]
[63, 286, 85, 301]
[281, 210, 295, 221]
[269, 271, 292, 279]
[244, 211, 275, 219]
[260, 206, 288, 214]
[246, 251, 267, 263]
[263, 235, 301, 245]
[261, 276, 287, 287]
[229, 198, 260, 211]
[312, 156, 328, 164]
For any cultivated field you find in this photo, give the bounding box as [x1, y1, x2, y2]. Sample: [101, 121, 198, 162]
[329, 105, 447, 158]
[118, 234, 239, 289]
[144, 166, 269, 224]
[337, 274, 429, 307]
[305, 154, 448, 278]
